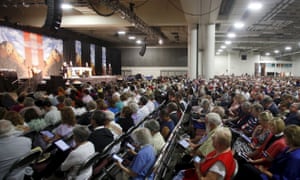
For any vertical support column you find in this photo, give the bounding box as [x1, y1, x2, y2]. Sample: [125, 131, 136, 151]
[201, 24, 215, 80]
[188, 24, 215, 80]
[227, 52, 231, 75]
[188, 24, 198, 80]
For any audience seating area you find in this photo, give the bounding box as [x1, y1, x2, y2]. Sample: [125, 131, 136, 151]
[1, 74, 300, 179]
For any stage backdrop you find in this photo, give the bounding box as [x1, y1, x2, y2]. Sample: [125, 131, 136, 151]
[0, 26, 63, 78]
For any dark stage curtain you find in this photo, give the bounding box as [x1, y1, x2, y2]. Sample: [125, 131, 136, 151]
[63, 40, 76, 65]
[94, 45, 103, 75]
[107, 48, 121, 75]
[81, 42, 90, 67]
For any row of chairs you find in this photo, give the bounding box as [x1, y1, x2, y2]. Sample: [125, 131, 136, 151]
[93, 101, 168, 179]
[4, 101, 167, 180]
[157, 104, 241, 180]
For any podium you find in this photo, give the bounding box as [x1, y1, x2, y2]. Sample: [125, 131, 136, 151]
[67, 67, 92, 78]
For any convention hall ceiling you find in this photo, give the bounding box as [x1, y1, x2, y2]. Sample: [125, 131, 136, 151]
[0, 0, 300, 59]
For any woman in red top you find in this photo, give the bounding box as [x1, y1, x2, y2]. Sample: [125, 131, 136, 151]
[174, 127, 236, 180]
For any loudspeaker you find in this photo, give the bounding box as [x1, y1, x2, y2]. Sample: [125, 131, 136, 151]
[139, 43, 147, 56]
[241, 54, 247, 60]
[43, 0, 63, 30]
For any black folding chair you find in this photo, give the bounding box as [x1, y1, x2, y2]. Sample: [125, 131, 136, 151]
[3, 148, 42, 180]
[72, 152, 102, 179]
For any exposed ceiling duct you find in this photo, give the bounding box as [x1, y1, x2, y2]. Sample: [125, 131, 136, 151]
[88, 0, 164, 44]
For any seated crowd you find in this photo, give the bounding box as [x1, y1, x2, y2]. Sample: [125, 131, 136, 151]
[0, 74, 300, 180]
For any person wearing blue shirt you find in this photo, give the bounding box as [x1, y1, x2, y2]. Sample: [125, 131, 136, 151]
[116, 128, 156, 180]
[159, 108, 175, 140]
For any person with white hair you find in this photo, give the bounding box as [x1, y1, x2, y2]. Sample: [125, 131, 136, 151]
[104, 110, 123, 153]
[61, 125, 95, 180]
[195, 112, 223, 157]
[0, 119, 32, 180]
[128, 100, 149, 126]
[175, 112, 223, 172]
[144, 119, 166, 154]
[174, 127, 236, 180]
[116, 128, 156, 180]
[104, 110, 123, 136]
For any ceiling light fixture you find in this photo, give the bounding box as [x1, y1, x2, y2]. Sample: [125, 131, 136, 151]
[118, 31, 126, 35]
[265, 52, 270, 56]
[234, 22, 245, 29]
[221, 45, 226, 49]
[136, 40, 142, 44]
[248, 2, 263, 11]
[158, 39, 163, 45]
[61, 3, 73, 10]
[285, 46, 292, 51]
[227, 33, 236, 38]
[274, 50, 280, 54]
[225, 41, 232, 45]
[128, 36, 136, 40]
[218, 49, 223, 52]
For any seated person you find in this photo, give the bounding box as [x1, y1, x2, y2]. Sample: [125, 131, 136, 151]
[42, 107, 76, 145]
[248, 118, 286, 165]
[259, 125, 300, 179]
[117, 106, 134, 133]
[88, 110, 114, 153]
[61, 125, 95, 180]
[43, 99, 62, 126]
[240, 103, 264, 136]
[33, 107, 77, 179]
[261, 96, 279, 117]
[144, 119, 166, 154]
[159, 108, 175, 140]
[190, 105, 207, 143]
[285, 103, 300, 126]
[116, 127, 156, 180]
[0, 120, 32, 180]
[227, 94, 246, 117]
[3, 110, 30, 133]
[24, 108, 47, 132]
[19, 97, 43, 117]
[235, 118, 287, 179]
[175, 112, 223, 172]
[104, 110, 123, 154]
[190, 112, 223, 157]
[77, 100, 97, 126]
[173, 127, 236, 180]
[232, 110, 273, 156]
[167, 102, 180, 124]
[224, 101, 252, 129]
[249, 111, 273, 152]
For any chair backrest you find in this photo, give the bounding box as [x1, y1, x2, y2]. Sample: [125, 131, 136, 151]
[3, 148, 42, 180]
[76, 152, 102, 176]
[231, 159, 239, 180]
[63, 132, 74, 144]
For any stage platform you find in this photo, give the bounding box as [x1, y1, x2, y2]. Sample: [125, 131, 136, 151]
[2, 75, 119, 93]
[65, 75, 119, 85]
